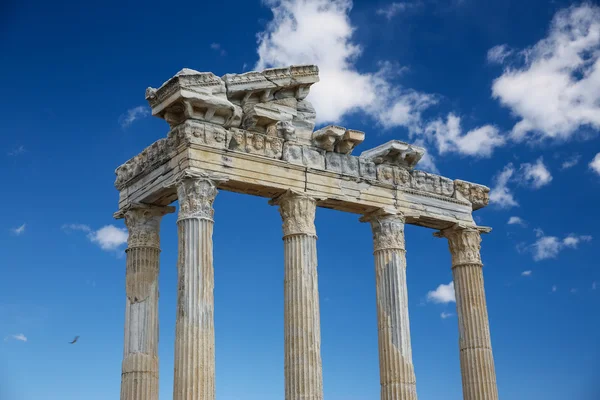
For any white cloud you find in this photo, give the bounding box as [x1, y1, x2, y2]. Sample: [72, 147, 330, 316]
[427, 281, 455, 304]
[534, 228, 545, 238]
[7, 145, 25, 156]
[589, 153, 600, 175]
[487, 44, 513, 64]
[376, 1, 420, 19]
[210, 42, 227, 56]
[561, 154, 580, 169]
[5, 333, 27, 342]
[531, 232, 592, 261]
[508, 216, 525, 226]
[491, 5, 600, 142]
[412, 139, 439, 173]
[11, 224, 26, 236]
[87, 225, 128, 251]
[489, 164, 518, 208]
[255, 0, 436, 128]
[440, 311, 454, 319]
[518, 157, 552, 189]
[61, 223, 92, 233]
[424, 113, 505, 157]
[119, 106, 150, 128]
[521, 270, 532, 276]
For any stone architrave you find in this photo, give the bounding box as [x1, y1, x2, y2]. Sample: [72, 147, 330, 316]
[361, 209, 418, 400]
[117, 204, 175, 400]
[172, 172, 225, 400]
[270, 190, 324, 400]
[435, 226, 498, 400]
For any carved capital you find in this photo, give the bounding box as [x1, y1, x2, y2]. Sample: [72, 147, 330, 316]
[176, 172, 225, 221]
[119, 204, 175, 248]
[270, 190, 317, 236]
[436, 226, 490, 267]
[360, 209, 405, 252]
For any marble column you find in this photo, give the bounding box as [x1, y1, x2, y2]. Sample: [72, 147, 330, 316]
[361, 209, 417, 400]
[119, 204, 174, 400]
[436, 226, 498, 400]
[173, 173, 222, 400]
[270, 190, 324, 400]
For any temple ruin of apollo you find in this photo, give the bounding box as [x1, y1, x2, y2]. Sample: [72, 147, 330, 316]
[113, 65, 499, 400]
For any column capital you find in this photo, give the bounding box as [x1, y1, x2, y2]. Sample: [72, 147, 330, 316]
[269, 190, 319, 237]
[116, 203, 175, 249]
[360, 208, 405, 252]
[176, 171, 226, 221]
[434, 224, 491, 268]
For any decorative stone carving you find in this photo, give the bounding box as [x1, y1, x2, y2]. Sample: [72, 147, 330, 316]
[454, 179, 490, 210]
[176, 173, 225, 221]
[118, 204, 175, 249]
[335, 129, 365, 155]
[270, 190, 318, 236]
[325, 152, 359, 176]
[276, 120, 296, 140]
[228, 128, 284, 159]
[360, 209, 406, 252]
[435, 225, 491, 267]
[313, 125, 345, 152]
[358, 158, 377, 180]
[282, 142, 325, 169]
[360, 140, 425, 170]
[146, 68, 242, 128]
[394, 167, 412, 187]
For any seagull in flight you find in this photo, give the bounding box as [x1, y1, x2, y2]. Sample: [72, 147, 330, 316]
[69, 336, 79, 344]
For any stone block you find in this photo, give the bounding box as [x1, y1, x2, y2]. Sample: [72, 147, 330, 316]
[359, 158, 377, 180]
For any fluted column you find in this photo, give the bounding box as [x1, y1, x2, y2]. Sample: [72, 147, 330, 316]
[436, 226, 498, 400]
[173, 173, 223, 400]
[270, 190, 323, 400]
[361, 209, 417, 400]
[118, 204, 174, 400]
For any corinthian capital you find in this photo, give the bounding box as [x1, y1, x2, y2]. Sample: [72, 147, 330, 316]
[117, 204, 175, 248]
[176, 172, 226, 221]
[270, 190, 318, 236]
[360, 208, 405, 252]
[435, 225, 491, 267]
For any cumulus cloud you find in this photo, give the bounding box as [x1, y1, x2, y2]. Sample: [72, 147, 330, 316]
[518, 157, 552, 189]
[4, 333, 27, 342]
[561, 154, 580, 170]
[119, 106, 150, 128]
[487, 44, 513, 64]
[508, 216, 525, 226]
[489, 164, 518, 208]
[530, 231, 592, 261]
[589, 153, 600, 175]
[63, 223, 127, 252]
[255, 0, 436, 128]
[376, 1, 421, 19]
[491, 5, 600, 142]
[11, 224, 26, 236]
[521, 270, 532, 276]
[427, 281, 455, 304]
[423, 113, 505, 157]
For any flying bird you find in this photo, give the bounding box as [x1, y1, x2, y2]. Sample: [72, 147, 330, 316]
[69, 336, 79, 344]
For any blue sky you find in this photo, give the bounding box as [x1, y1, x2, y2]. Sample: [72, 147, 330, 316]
[1, 0, 599, 399]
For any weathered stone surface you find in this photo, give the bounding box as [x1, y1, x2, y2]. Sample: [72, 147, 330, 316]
[336, 129, 365, 155]
[358, 158, 377, 180]
[271, 191, 324, 400]
[454, 179, 490, 210]
[313, 125, 345, 152]
[325, 152, 359, 176]
[435, 226, 498, 400]
[361, 210, 418, 400]
[360, 140, 425, 170]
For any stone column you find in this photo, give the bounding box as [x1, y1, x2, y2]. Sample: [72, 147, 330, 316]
[173, 173, 222, 400]
[270, 190, 324, 400]
[436, 226, 498, 400]
[119, 204, 174, 400]
[361, 209, 417, 400]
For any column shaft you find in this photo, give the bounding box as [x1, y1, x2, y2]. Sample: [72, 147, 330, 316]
[173, 175, 220, 400]
[271, 191, 324, 400]
[119, 205, 173, 400]
[441, 227, 498, 400]
[363, 211, 417, 400]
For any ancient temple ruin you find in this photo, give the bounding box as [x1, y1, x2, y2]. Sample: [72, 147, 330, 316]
[114, 65, 498, 400]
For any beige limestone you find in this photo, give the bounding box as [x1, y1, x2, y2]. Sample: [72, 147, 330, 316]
[361, 209, 418, 400]
[270, 190, 324, 400]
[436, 226, 498, 400]
[172, 173, 223, 400]
[117, 204, 174, 400]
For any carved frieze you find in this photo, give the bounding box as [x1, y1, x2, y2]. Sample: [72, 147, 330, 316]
[228, 128, 284, 159]
[454, 179, 490, 210]
[325, 152, 359, 176]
